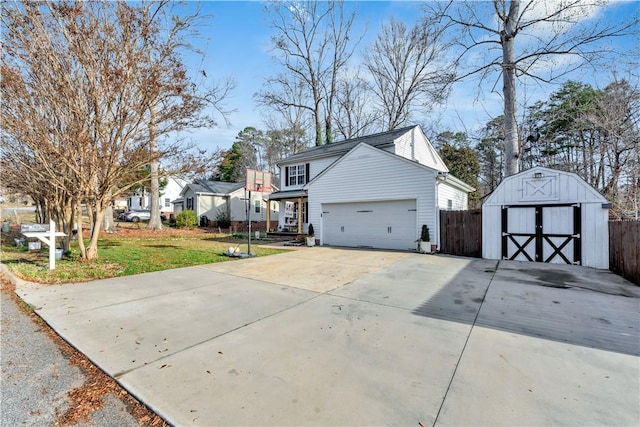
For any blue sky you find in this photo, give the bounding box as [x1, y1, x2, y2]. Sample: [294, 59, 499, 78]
[177, 1, 639, 152]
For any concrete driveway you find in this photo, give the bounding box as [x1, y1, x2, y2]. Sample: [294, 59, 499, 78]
[13, 248, 640, 426]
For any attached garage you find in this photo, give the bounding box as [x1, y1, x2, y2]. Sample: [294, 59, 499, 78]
[322, 200, 416, 251]
[483, 166, 610, 269]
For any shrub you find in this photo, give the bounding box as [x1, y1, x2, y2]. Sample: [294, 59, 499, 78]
[175, 209, 197, 229]
[215, 208, 231, 229]
[420, 224, 430, 241]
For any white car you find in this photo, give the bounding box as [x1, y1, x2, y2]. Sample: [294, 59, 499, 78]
[123, 209, 151, 222]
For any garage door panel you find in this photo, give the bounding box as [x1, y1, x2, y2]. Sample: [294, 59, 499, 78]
[323, 200, 416, 251]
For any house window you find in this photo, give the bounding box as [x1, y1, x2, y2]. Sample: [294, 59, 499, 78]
[286, 164, 307, 186]
[447, 199, 453, 210]
[186, 197, 194, 210]
[164, 198, 170, 208]
[254, 200, 261, 213]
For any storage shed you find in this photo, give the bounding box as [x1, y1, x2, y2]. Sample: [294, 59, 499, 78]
[483, 166, 610, 269]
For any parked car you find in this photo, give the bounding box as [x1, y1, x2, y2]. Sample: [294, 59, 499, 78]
[122, 209, 167, 223]
[123, 209, 151, 223]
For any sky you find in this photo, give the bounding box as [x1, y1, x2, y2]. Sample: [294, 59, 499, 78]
[175, 0, 639, 152]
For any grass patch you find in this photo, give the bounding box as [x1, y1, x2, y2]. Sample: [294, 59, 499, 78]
[1, 228, 288, 284]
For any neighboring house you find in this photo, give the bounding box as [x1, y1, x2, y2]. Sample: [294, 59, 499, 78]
[127, 177, 187, 215]
[177, 180, 278, 230]
[269, 125, 474, 251]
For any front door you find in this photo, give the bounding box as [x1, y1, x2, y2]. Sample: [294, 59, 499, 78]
[501, 204, 582, 264]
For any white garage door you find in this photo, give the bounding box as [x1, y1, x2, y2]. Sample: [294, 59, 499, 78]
[322, 200, 416, 250]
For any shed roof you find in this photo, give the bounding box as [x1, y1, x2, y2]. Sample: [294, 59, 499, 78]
[484, 166, 608, 206]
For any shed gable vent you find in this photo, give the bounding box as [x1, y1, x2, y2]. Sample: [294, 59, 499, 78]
[521, 174, 558, 202]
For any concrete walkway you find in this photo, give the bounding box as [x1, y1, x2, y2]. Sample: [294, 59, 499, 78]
[12, 248, 640, 426]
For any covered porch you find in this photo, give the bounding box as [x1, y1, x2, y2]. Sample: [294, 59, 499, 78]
[267, 189, 308, 235]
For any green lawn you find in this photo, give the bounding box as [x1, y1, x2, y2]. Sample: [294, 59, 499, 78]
[1, 229, 288, 284]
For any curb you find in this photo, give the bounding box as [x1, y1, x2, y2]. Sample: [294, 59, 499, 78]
[0, 261, 34, 289]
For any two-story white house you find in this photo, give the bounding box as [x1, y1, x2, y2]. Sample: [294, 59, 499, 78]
[268, 125, 474, 251]
[126, 176, 187, 216]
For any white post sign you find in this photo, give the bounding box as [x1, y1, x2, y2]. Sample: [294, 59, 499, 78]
[21, 220, 67, 270]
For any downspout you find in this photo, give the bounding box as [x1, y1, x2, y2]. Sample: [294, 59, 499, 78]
[434, 176, 440, 250]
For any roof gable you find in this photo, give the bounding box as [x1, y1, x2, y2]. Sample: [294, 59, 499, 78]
[307, 142, 436, 188]
[399, 126, 449, 172]
[279, 126, 417, 165]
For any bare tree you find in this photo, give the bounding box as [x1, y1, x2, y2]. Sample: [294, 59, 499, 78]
[436, 0, 639, 176]
[333, 71, 379, 139]
[587, 79, 640, 204]
[1, 1, 231, 260]
[258, 72, 313, 161]
[260, 0, 361, 146]
[363, 16, 455, 131]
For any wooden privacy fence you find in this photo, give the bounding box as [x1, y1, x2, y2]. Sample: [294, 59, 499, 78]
[609, 221, 640, 285]
[440, 210, 638, 286]
[439, 209, 482, 258]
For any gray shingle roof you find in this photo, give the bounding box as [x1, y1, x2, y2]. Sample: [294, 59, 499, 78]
[279, 126, 417, 165]
[187, 181, 245, 195]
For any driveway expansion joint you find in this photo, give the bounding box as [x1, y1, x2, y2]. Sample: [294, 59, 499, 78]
[432, 259, 498, 426]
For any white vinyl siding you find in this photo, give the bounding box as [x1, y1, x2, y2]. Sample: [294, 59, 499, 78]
[437, 182, 468, 210]
[394, 127, 448, 172]
[229, 189, 273, 221]
[199, 195, 228, 221]
[307, 144, 437, 248]
[279, 155, 340, 190]
[161, 178, 187, 213]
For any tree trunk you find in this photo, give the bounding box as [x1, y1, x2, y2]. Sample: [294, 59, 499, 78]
[314, 97, 323, 147]
[103, 204, 115, 232]
[501, 0, 520, 177]
[85, 209, 105, 261]
[147, 104, 163, 230]
[76, 202, 87, 259]
[102, 190, 116, 233]
[147, 160, 162, 230]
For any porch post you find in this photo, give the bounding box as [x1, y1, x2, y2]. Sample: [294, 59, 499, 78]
[297, 197, 303, 234]
[266, 199, 271, 232]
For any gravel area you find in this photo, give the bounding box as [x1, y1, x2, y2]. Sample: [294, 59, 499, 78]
[0, 275, 164, 426]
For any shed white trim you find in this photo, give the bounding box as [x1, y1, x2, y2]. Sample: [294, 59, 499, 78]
[483, 167, 609, 269]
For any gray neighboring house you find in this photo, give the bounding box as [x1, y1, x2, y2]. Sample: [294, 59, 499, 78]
[174, 180, 278, 227]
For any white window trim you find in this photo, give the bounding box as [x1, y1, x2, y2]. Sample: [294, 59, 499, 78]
[287, 164, 306, 187]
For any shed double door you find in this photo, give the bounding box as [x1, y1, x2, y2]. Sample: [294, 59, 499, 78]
[501, 204, 581, 265]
